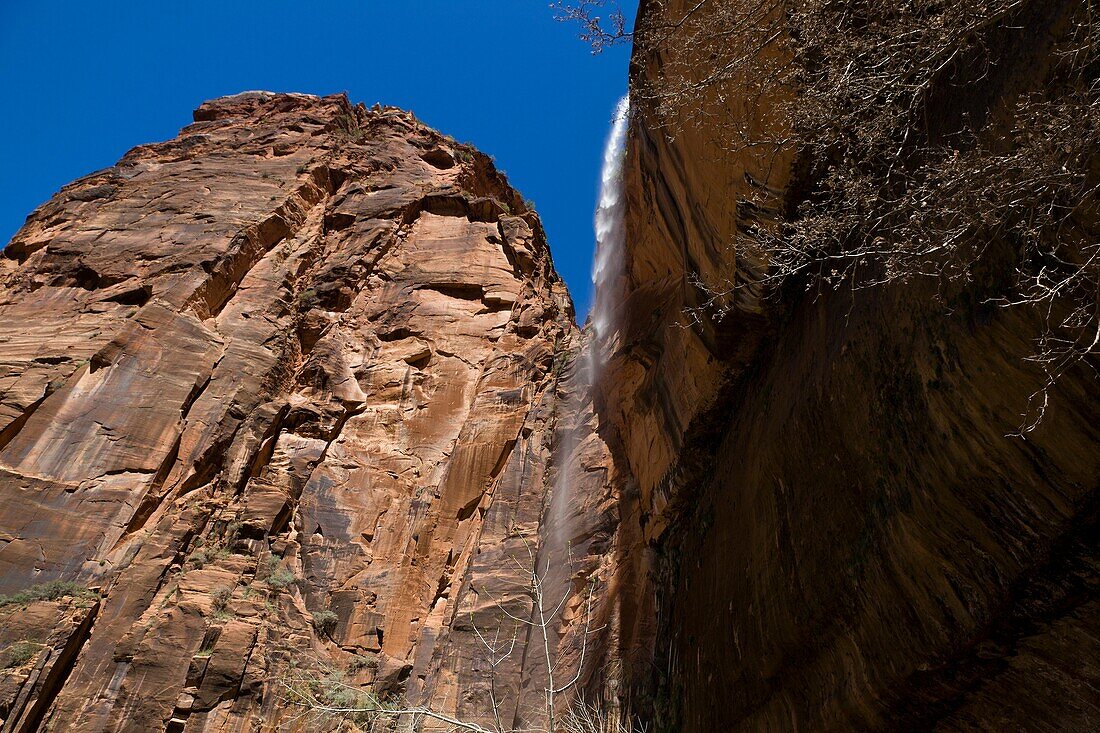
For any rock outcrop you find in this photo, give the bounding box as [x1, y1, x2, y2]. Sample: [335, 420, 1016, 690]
[0, 92, 624, 733]
[607, 1, 1099, 731]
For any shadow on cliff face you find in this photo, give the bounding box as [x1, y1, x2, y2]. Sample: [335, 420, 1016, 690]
[514, 326, 650, 730]
[601, 0, 1100, 730]
[654, 276, 1099, 732]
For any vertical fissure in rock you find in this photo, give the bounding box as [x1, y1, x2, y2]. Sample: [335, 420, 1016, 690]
[10, 602, 100, 733]
[186, 177, 332, 320]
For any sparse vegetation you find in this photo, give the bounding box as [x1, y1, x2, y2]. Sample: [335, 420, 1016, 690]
[188, 523, 242, 571]
[551, 334, 576, 381]
[269, 569, 297, 591]
[223, 521, 242, 545]
[282, 663, 387, 728]
[311, 609, 339, 635]
[282, 541, 628, 732]
[0, 580, 95, 608]
[211, 585, 234, 613]
[347, 653, 378, 673]
[260, 555, 282, 577]
[334, 111, 367, 142]
[296, 288, 318, 310]
[189, 545, 228, 569]
[1, 640, 43, 669]
[195, 638, 217, 658]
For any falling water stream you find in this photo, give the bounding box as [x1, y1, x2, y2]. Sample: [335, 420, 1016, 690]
[510, 93, 633, 731]
[590, 95, 632, 360]
[548, 94, 631, 550]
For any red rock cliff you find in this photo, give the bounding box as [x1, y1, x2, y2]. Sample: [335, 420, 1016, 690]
[0, 92, 625, 732]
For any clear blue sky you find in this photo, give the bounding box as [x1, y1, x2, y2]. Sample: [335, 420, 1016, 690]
[0, 1, 635, 316]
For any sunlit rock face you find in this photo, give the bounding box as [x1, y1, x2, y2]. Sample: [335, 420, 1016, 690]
[609, 1, 1100, 732]
[0, 92, 627, 732]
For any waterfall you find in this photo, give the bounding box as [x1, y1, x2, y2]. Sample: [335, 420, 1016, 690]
[590, 94, 631, 358]
[547, 94, 631, 550]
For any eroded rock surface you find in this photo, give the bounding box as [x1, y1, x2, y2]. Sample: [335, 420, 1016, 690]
[0, 92, 623, 733]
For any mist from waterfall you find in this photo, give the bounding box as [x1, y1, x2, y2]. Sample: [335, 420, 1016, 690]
[548, 95, 631, 551]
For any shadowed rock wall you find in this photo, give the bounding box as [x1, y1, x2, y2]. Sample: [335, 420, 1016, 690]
[607, 0, 1100, 730]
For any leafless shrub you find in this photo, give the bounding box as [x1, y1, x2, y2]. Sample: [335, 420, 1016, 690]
[559, 698, 645, 733]
[561, 0, 1100, 430]
[280, 541, 632, 732]
[211, 585, 234, 612]
[551, 1, 632, 53]
[279, 658, 388, 729]
[467, 541, 601, 732]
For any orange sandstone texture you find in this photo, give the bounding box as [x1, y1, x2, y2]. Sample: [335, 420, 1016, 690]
[0, 93, 626, 732]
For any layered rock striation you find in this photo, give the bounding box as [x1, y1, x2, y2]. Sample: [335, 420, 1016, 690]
[0, 92, 624, 733]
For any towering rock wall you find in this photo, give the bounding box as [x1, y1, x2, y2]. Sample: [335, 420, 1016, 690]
[0, 93, 623, 733]
[609, 0, 1100, 730]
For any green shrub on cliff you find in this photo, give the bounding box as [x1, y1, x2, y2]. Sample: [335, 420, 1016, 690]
[1, 640, 43, 669]
[268, 568, 297, 590]
[311, 609, 339, 635]
[0, 580, 95, 608]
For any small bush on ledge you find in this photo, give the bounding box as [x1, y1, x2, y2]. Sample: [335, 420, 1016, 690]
[311, 609, 339, 635]
[0, 580, 95, 609]
[1, 640, 43, 669]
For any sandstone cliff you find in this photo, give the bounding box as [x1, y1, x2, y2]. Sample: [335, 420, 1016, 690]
[0, 93, 624, 733]
[607, 1, 1099, 731]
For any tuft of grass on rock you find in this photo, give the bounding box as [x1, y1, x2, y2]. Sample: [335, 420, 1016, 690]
[1, 640, 43, 669]
[0, 580, 95, 609]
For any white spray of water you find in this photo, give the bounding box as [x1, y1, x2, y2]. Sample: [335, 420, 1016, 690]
[590, 95, 632, 356]
[548, 95, 632, 550]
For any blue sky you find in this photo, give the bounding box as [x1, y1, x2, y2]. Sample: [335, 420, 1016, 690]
[0, 1, 635, 316]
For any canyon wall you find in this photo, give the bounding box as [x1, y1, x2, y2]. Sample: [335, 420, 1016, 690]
[609, 0, 1099, 730]
[2, 4, 1098, 731]
[0, 93, 624, 733]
